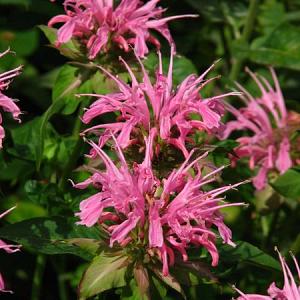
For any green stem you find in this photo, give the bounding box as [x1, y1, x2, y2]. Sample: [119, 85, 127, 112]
[31, 254, 46, 300]
[229, 0, 259, 81]
[58, 275, 69, 300]
[51, 257, 69, 300]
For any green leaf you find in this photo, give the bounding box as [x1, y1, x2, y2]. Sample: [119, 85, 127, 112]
[0, 153, 34, 181]
[150, 276, 167, 299]
[258, 0, 286, 34]
[173, 261, 217, 286]
[152, 268, 186, 300]
[3, 201, 47, 222]
[24, 180, 70, 214]
[249, 24, 300, 70]
[0, 217, 102, 259]
[79, 252, 129, 299]
[184, 0, 247, 24]
[36, 101, 65, 170]
[52, 65, 93, 115]
[9, 117, 57, 162]
[36, 64, 102, 169]
[120, 279, 148, 300]
[0, 29, 39, 56]
[38, 25, 82, 60]
[271, 169, 300, 199]
[219, 241, 281, 271]
[172, 55, 198, 86]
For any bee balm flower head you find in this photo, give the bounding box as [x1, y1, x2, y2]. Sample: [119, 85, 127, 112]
[48, 0, 197, 59]
[0, 206, 21, 293]
[0, 49, 22, 148]
[75, 135, 245, 276]
[222, 68, 299, 190]
[81, 47, 239, 158]
[234, 249, 300, 300]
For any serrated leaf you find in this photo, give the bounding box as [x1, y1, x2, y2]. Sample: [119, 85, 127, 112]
[0, 217, 102, 259]
[79, 253, 129, 299]
[219, 241, 281, 271]
[271, 169, 300, 199]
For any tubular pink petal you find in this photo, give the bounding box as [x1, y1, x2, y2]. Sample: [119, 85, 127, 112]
[146, 14, 198, 28]
[149, 203, 163, 248]
[276, 137, 292, 173]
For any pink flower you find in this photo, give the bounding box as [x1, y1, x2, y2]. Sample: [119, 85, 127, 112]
[0, 49, 22, 148]
[234, 249, 300, 300]
[0, 206, 21, 293]
[75, 135, 245, 275]
[222, 68, 297, 190]
[48, 0, 197, 59]
[81, 47, 239, 157]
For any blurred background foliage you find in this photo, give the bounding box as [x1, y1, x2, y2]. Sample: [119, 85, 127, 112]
[0, 0, 299, 299]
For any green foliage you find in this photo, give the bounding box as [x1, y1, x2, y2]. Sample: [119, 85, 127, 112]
[0, 0, 30, 6]
[271, 169, 300, 199]
[0, 217, 103, 259]
[143, 52, 198, 86]
[52, 64, 92, 115]
[39, 25, 82, 60]
[219, 241, 281, 271]
[0, 29, 38, 56]
[250, 23, 300, 70]
[79, 253, 129, 299]
[0, 0, 300, 299]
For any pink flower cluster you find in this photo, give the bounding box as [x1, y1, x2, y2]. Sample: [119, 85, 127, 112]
[0, 207, 21, 293]
[235, 249, 300, 300]
[0, 49, 22, 148]
[81, 47, 239, 157]
[75, 133, 244, 275]
[48, 0, 197, 59]
[222, 68, 298, 190]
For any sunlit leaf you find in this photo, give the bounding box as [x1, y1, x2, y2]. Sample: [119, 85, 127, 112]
[79, 252, 129, 298]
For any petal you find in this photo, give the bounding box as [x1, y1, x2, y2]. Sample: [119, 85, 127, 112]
[149, 203, 163, 248]
[276, 137, 292, 173]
